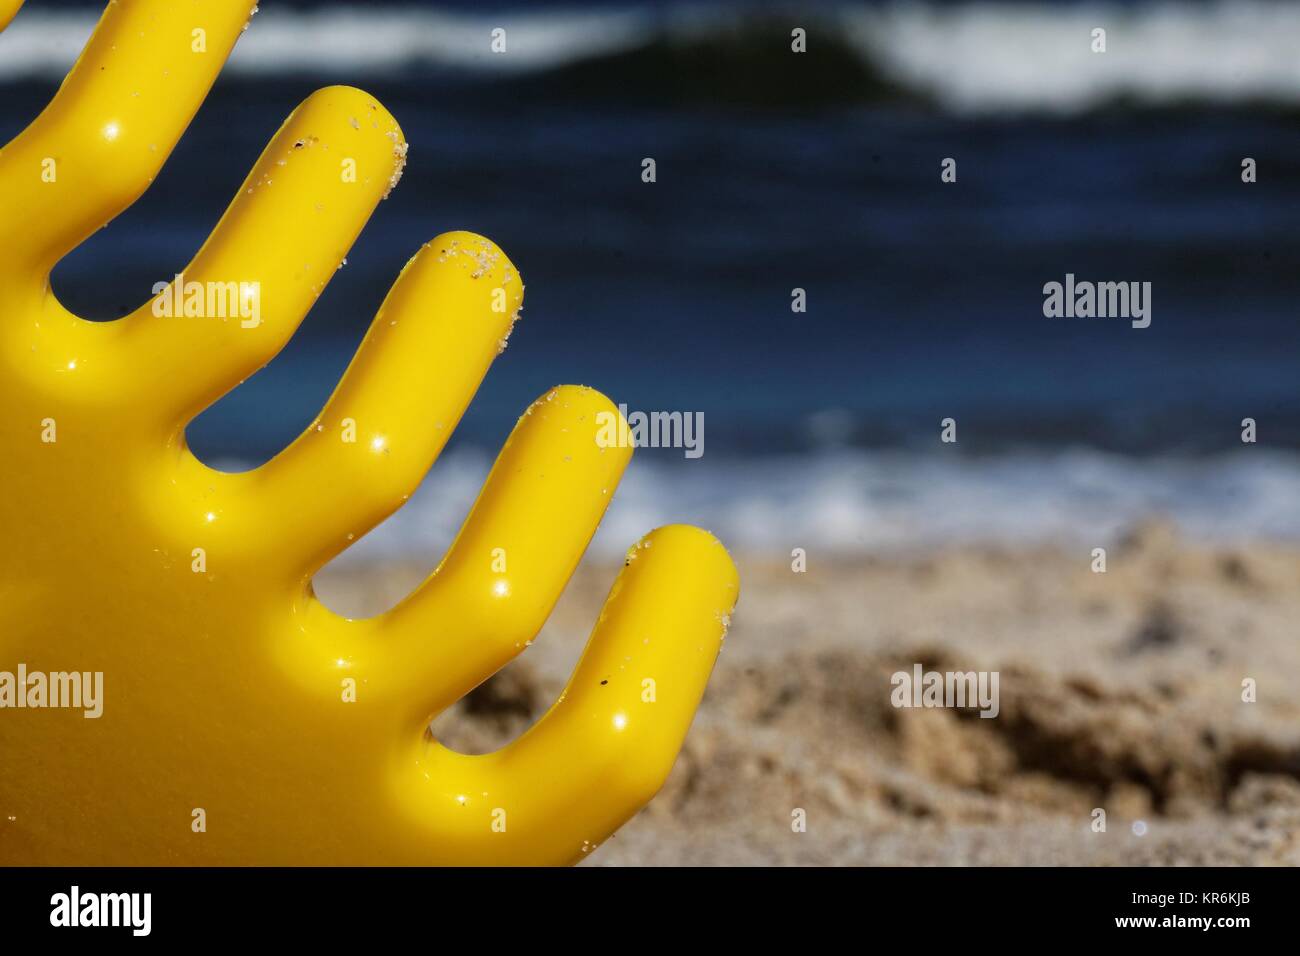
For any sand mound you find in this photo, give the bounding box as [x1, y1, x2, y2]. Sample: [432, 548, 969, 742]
[322, 523, 1300, 864]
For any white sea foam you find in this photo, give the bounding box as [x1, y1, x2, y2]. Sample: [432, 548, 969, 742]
[286, 446, 1300, 565]
[842, 0, 1300, 114]
[0, 6, 651, 80]
[3, 2, 1299, 115]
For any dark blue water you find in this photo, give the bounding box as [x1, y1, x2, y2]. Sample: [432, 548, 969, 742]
[2, 2, 1298, 463]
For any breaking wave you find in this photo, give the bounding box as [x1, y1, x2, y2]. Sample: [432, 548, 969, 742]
[271, 445, 1300, 563]
[2, 2, 1299, 114]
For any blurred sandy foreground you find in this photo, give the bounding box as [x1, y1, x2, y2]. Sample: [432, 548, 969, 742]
[316, 521, 1300, 866]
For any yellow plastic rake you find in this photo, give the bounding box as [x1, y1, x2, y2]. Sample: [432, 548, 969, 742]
[0, 0, 737, 865]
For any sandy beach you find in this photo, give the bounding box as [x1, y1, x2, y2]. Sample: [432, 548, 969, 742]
[316, 520, 1300, 866]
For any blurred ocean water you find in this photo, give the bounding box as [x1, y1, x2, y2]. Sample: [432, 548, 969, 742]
[310, 445, 1300, 561]
[2, 0, 1298, 552]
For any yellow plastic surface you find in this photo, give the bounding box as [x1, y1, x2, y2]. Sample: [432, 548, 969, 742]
[0, 0, 738, 865]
